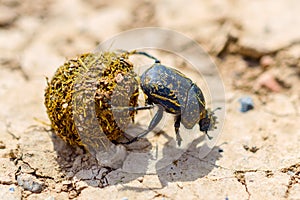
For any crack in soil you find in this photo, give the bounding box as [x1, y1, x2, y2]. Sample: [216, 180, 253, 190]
[12, 149, 54, 180]
[281, 163, 300, 198]
[6, 143, 55, 198]
[234, 170, 254, 200]
[187, 151, 284, 200]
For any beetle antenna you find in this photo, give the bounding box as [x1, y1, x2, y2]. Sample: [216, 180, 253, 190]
[211, 107, 221, 113]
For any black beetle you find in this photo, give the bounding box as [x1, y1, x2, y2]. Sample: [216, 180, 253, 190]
[119, 51, 219, 146]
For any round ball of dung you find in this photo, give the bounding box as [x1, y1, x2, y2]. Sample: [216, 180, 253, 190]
[44, 52, 139, 148]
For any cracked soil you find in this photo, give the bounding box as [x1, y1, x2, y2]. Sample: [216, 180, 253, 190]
[0, 0, 299, 199]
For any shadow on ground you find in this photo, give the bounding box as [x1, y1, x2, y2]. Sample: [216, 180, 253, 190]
[51, 130, 222, 189]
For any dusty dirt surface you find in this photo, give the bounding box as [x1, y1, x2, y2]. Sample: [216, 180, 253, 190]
[1, 0, 300, 199]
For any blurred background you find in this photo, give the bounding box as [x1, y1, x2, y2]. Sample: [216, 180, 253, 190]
[0, 0, 299, 199]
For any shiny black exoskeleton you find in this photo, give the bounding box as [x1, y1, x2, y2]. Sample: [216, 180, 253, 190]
[125, 51, 219, 146]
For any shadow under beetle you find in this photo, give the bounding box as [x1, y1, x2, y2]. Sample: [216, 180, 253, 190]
[119, 51, 220, 146]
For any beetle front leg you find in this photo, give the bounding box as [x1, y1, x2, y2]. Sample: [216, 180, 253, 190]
[110, 104, 154, 111]
[174, 115, 182, 146]
[205, 131, 213, 140]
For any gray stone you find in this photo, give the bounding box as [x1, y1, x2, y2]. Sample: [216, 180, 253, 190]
[17, 173, 44, 193]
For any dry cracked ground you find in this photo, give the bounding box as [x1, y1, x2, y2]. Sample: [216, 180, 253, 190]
[0, 0, 300, 199]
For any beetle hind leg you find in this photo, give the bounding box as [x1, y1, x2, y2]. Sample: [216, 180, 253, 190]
[175, 115, 182, 146]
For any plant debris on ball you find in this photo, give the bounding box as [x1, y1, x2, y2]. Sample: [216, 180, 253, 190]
[44, 51, 139, 149]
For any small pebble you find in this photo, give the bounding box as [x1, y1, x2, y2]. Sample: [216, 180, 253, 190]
[0, 6, 18, 26]
[62, 103, 68, 108]
[243, 145, 259, 153]
[68, 190, 77, 199]
[61, 180, 72, 192]
[9, 187, 15, 192]
[239, 97, 254, 112]
[177, 182, 184, 189]
[115, 73, 124, 83]
[75, 181, 88, 191]
[0, 140, 5, 149]
[255, 72, 282, 92]
[260, 55, 274, 68]
[17, 173, 43, 193]
[137, 176, 144, 183]
[287, 170, 295, 176]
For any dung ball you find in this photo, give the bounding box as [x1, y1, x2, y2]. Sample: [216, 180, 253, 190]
[44, 51, 139, 149]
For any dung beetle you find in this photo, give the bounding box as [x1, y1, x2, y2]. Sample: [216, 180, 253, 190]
[119, 51, 220, 146]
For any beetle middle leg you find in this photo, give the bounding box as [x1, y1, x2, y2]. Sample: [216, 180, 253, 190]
[122, 104, 164, 144]
[110, 104, 154, 112]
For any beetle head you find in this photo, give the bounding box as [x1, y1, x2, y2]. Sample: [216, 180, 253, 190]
[199, 107, 220, 139]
